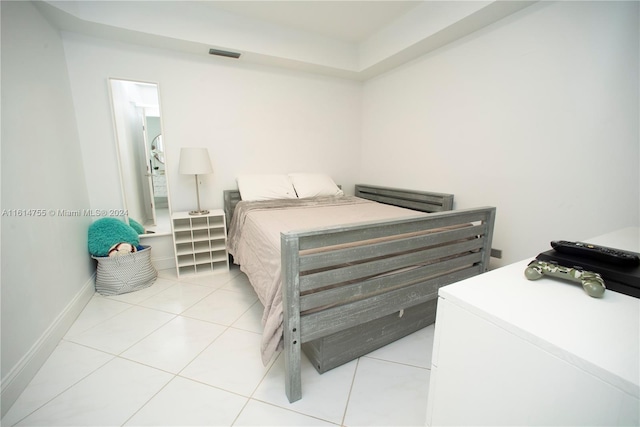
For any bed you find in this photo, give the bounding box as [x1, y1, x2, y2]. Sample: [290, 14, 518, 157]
[225, 177, 496, 402]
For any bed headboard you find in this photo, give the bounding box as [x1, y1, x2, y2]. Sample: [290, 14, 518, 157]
[223, 189, 242, 229]
[223, 184, 454, 229]
[355, 184, 454, 213]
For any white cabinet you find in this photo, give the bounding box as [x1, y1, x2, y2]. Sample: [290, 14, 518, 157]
[426, 228, 639, 426]
[171, 210, 228, 277]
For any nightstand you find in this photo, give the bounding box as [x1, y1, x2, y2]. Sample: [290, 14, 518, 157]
[171, 209, 229, 277]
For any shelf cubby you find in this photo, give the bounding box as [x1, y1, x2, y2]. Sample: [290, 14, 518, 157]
[171, 210, 229, 277]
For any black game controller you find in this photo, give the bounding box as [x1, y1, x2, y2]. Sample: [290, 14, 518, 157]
[525, 260, 606, 298]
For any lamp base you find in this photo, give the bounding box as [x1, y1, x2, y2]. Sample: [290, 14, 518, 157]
[188, 209, 210, 216]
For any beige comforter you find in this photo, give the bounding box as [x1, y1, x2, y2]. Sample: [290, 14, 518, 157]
[226, 196, 425, 364]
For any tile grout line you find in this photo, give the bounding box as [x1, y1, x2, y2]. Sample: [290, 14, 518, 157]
[362, 354, 432, 371]
[5, 351, 116, 427]
[340, 357, 360, 427]
[119, 373, 178, 427]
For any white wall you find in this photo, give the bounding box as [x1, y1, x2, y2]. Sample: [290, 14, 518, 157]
[361, 1, 640, 267]
[0, 1, 95, 415]
[61, 33, 363, 215]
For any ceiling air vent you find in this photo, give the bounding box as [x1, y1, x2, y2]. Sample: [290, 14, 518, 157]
[209, 48, 241, 59]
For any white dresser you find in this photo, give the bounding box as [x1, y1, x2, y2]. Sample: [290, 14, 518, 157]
[426, 227, 639, 426]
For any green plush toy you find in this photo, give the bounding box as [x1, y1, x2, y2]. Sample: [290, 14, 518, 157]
[128, 218, 145, 235]
[88, 218, 140, 257]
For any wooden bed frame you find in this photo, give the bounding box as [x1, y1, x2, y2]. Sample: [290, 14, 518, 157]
[224, 184, 495, 402]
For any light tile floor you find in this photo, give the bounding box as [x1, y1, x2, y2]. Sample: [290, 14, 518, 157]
[2, 266, 435, 427]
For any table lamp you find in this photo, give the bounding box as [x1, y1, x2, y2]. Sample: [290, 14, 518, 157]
[178, 147, 213, 215]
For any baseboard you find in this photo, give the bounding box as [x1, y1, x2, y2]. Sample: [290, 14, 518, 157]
[0, 274, 96, 418]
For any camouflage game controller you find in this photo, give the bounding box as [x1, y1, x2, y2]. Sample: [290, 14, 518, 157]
[525, 260, 606, 298]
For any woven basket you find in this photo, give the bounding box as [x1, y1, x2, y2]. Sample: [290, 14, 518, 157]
[92, 246, 157, 296]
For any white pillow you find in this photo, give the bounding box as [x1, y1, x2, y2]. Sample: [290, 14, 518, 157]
[288, 173, 344, 198]
[237, 174, 298, 201]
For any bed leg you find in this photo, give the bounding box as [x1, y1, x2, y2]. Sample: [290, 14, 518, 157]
[281, 234, 302, 403]
[284, 329, 302, 403]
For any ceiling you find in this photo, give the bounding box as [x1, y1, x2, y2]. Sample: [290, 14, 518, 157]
[205, 1, 423, 43]
[37, 1, 537, 80]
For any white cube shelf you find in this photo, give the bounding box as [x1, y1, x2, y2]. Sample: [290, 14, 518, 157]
[171, 209, 229, 277]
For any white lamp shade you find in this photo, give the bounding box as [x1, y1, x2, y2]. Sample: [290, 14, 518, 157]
[178, 147, 213, 175]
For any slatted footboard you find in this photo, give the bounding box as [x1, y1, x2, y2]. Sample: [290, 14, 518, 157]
[280, 206, 496, 402]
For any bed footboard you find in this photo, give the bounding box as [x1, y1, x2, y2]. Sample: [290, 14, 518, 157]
[280, 206, 496, 402]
